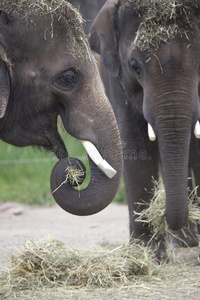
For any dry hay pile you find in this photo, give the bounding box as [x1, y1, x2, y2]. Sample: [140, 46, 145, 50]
[0, 236, 156, 299]
[120, 0, 200, 51]
[135, 179, 200, 241]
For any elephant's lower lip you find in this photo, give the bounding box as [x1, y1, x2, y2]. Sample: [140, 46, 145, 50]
[81, 140, 117, 179]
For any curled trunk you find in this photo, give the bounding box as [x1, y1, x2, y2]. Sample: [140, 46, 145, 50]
[50, 101, 123, 216]
[50, 150, 122, 215]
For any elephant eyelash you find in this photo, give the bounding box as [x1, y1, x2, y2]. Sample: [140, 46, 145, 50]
[129, 58, 143, 79]
[52, 69, 79, 91]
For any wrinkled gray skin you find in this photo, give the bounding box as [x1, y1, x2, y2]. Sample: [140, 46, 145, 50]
[0, 7, 123, 216]
[68, 0, 106, 33]
[90, 0, 200, 260]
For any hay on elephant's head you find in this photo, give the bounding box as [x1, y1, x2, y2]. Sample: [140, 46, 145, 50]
[120, 0, 200, 51]
[0, 236, 156, 298]
[1, 0, 83, 26]
[135, 179, 200, 240]
[1, 0, 91, 61]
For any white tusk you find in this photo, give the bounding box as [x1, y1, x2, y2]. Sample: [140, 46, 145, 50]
[194, 121, 200, 139]
[81, 140, 117, 179]
[148, 123, 156, 141]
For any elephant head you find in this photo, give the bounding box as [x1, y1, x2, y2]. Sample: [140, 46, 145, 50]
[89, 0, 200, 231]
[0, 1, 123, 215]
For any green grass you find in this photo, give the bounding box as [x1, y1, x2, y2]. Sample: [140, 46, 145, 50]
[0, 130, 88, 206]
[0, 142, 53, 205]
[114, 178, 126, 204]
[0, 130, 126, 206]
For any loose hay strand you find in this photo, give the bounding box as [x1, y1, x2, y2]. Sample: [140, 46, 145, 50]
[0, 236, 155, 298]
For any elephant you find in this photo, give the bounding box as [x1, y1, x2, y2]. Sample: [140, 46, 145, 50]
[89, 0, 200, 260]
[0, 0, 123, 216]
[67, 0, 107, 34]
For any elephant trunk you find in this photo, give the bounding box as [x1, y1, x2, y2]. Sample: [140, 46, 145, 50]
[157, 117, 191, 230]
[144, 79, 199, 231]
[50, 132, 122, 216]
[50, 95, 123, 216]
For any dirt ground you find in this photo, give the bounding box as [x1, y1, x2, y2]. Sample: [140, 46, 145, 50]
[0, 202, 129, 260]
[1, 202, 200, 300]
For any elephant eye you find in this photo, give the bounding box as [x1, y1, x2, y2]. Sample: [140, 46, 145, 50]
[53, 69, 79, 91]
[129, 58, 143, 79]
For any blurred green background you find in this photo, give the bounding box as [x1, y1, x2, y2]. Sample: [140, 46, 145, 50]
[0, 130, 126, 207]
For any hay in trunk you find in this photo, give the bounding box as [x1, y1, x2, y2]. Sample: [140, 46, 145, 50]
[52, 165, 85, 193]
[0, 235, 156, 298]
[135, 179, 200, 240]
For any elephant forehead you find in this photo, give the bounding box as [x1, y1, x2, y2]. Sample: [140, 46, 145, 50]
[1, 0, 92, 63]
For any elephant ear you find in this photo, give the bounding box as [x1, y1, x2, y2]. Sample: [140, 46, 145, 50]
[89, 0, 120, 77]
[0, 58, 10, 118]
[0, 10, 11, 118]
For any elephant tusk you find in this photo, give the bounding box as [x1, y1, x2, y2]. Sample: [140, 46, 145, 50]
[148, 123, 156, 141]
[194, 121, 200, 139]
[81, 140, 117, 179]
